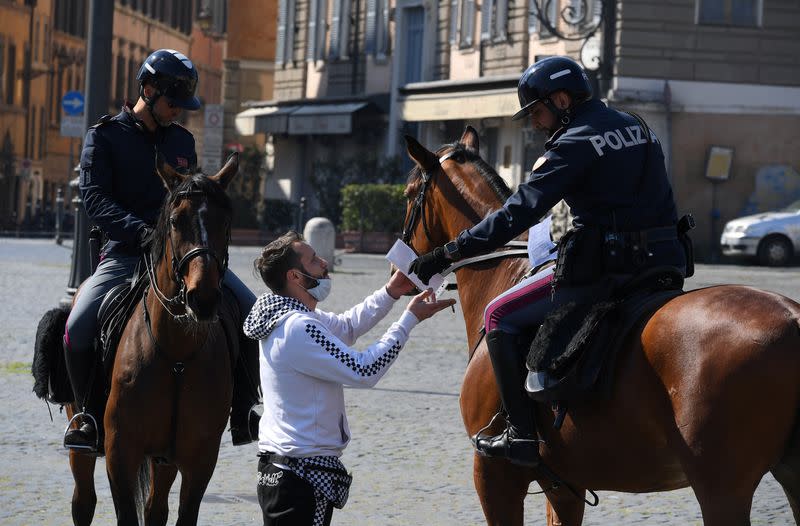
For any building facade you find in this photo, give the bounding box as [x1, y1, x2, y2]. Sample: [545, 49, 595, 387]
[235, 0, 394, 217]
[0, 0, 225, 231]
[237, 0, 800, 259]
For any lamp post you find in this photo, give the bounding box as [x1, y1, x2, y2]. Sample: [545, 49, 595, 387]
[60, 0, 113, 306]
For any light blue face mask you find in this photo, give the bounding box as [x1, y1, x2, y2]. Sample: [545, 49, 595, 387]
[296, 270, 332, 302]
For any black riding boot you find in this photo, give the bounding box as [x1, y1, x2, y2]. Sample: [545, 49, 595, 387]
[473, 329, 540, 467]
[63, 341, 100, 452]
[230, 335, 261, 446]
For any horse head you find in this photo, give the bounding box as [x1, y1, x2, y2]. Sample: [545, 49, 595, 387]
[151, 153, 239, 322]
[402, 125, 513, 256]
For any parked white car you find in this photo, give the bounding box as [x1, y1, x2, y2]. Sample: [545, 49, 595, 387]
[720, 200, 800, 266]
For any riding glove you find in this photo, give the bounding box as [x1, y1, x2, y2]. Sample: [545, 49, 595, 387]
[137, 225, 154, 250]
[409, 247, 450, 285]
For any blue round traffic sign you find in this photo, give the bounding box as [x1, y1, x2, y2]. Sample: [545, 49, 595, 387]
[61, 91, 85, 116]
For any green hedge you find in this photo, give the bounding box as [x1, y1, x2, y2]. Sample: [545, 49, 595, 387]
[340, 184, 406, 232]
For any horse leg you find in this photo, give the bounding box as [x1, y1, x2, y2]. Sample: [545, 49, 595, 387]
[106, 438, 144, 526]
[69, 449, 97, 526]
[145, 460, 178, 526]
[544, 490, 586, 526]
[175, 455, 219, 526]
[473, 454, 532, 525]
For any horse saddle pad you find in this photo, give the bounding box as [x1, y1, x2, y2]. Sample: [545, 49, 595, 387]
[524, 267, 685, 403]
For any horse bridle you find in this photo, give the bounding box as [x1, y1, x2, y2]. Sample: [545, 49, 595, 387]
[401, 148, 529, 279]
[145, 189, 230, 320]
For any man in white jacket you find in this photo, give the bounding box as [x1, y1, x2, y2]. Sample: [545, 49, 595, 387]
[244, 231, 455, 526]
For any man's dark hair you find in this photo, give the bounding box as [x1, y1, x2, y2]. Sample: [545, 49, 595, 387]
[254, 230, 304, 293]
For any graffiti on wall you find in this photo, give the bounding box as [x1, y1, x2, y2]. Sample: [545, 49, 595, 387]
[740, 165, 800, 215]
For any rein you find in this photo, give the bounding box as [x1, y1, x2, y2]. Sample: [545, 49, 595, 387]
[139, 185, 231, 461]
[144, 189, 230, 322]
[402, 150, 530, 282]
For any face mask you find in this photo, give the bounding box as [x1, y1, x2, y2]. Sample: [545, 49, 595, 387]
[296, 270, 332, 302]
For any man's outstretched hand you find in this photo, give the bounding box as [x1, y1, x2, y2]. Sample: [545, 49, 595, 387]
[406, 289, 456, 322]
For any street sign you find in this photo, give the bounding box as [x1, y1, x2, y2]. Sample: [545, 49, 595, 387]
[60, 115, 85, 138]
[61, 91, 85, 116]
[202, 104, 225, 174]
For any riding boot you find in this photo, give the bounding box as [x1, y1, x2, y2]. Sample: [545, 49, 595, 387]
[63, 339, 100, 452]
[473, 329, 540, 467]
[230, 335, 261, 446]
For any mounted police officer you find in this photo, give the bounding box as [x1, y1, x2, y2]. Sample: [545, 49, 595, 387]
[64, 49, 261, 452]
[410, 56, 689, 467]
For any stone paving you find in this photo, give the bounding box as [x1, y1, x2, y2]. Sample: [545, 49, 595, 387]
[0, 238, 797, 525]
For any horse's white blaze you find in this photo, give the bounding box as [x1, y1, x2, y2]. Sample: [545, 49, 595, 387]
[198, 201, 209, 246]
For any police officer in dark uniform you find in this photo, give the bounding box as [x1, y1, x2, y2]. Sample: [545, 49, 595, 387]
[64, 49, 260, 451]
[410, 56, 687, 467]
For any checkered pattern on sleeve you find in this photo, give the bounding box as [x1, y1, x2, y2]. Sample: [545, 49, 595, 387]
[304, 324, 402, 377]
[244, 294, 309, 340]
[287, 455, 352, 510]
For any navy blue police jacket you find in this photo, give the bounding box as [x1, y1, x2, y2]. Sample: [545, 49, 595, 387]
[79, 106, 196, 256]
[456, 98, 685, 269]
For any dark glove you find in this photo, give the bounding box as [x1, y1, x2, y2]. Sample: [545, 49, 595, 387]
[408, 247, 449, 285]
[137, 225, 153, 250]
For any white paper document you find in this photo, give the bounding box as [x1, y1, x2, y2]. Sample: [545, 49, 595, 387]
[527, 215, 557, 268]
[385, 239, 447, 297]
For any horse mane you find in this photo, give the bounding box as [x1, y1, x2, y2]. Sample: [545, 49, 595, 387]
[406, 142, 513, 203]
[149, 174, 233, 263]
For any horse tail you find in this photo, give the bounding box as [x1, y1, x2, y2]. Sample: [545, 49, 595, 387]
[134, 459, 151, 523]
[32, 305, 72, 403]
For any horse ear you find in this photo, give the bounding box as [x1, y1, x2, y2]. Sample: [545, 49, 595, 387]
[404, 135, 439, 173]
[460, 126, 480, 153]
[156, 153, 186, 190]
[209, 152, 239, 190]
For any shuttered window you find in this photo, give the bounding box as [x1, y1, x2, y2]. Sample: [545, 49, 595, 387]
[365, 0, 390, 56]
[481, 0, 508, 42]
[329, 0, 353, 59]
[276, 0, 296, 67]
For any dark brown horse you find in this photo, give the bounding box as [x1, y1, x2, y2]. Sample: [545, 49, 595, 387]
[63, 155, 240, 526]
[402, 127, 800, 526]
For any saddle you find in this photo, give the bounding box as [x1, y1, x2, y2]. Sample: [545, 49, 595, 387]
[98, 259, 149, 377]
[524, 267, 685, 415]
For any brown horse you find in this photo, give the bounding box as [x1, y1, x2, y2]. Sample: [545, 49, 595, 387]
[402, 127, 800, 526]
[63, 155, 240, 526]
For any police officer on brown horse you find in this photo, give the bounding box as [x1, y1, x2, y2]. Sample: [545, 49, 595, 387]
[410, 56, 687, 467]
[64, 49, 261, 451]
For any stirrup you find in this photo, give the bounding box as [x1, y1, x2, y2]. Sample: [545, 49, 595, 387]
[63, 412, 100, 452]
[470, 410, 506, 448]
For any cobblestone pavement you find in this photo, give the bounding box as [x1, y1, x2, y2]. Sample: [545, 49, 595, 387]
[0, 238, 797, 525]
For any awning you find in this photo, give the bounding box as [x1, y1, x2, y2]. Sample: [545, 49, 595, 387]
[235, 102, 370, 136]
[398, 87, 518, 121]
[235, 106, 300, 135]
[288, 102, 368, 135]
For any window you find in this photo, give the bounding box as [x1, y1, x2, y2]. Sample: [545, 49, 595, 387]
[6, 43, 15, 106]
[449, 0, 476, 48]
[329, 0, 352, 60]
[365, 0, 390, 57]
[115, 54, 126, 106]
[0, 38, 5, 103]
[29, 106, 36, 159]
[698, 0, 760, 26]
[481, 0, 508, 43]
[307, 0, 327, 61]
[34, 20, 40, 62]
[275, 0, 297, 66]
[39, 105, 46, 159]
[540, 0, 559, 37]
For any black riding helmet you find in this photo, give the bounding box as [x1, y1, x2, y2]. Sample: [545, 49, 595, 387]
[511, 56, 592, 123]
[136, 49, 201, 111]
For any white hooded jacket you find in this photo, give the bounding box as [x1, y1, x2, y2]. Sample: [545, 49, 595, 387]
[243, 287, 419, 458]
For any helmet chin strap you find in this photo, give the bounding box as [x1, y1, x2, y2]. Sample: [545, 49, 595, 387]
[542, 98, 572, 135]
[139, 84, 173, 128]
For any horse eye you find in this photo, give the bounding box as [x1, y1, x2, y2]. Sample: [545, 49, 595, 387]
[169, 217, 177, 229]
